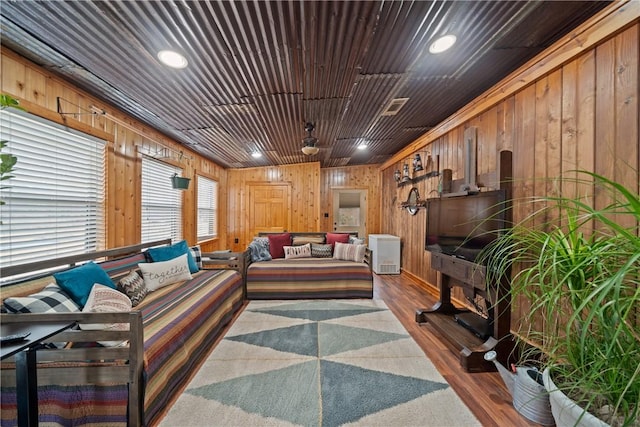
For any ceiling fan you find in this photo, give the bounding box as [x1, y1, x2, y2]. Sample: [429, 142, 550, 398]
[301, 122, 320, 155]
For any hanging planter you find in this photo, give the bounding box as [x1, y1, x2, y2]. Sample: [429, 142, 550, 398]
[171, 173, 190, 190]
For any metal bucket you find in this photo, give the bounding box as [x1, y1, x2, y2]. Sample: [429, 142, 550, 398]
[484, 351, 555, 426]
[513, 367, 555, 426]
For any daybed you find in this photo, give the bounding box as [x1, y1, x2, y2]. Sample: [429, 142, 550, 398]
[245, 232, 374, 299]
[0, 239, 246, 427]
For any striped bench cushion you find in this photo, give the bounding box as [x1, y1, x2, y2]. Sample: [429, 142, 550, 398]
[246, 258, 373, 299]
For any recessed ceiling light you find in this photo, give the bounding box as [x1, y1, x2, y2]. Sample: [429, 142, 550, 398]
[251, 152, 262, 158]
[357, 143, 368, 150]
[429, 35, 456, 54]
[157, 50, 188, 69]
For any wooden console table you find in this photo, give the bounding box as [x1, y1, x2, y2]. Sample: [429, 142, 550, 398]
[415, 252, 513, 372]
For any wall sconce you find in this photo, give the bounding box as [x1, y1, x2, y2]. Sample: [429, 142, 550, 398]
[393, 169, 401, 183]
[413, 154, 423, 173]
[401, 163, 411, 182]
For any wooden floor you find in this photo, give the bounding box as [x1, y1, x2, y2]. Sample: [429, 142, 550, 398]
[374, 272, 539, 427]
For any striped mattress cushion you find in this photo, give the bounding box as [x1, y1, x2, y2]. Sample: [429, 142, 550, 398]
[246, 258, 373, 299]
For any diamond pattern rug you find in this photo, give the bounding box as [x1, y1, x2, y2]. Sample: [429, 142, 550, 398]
[159, 300, 480, 426]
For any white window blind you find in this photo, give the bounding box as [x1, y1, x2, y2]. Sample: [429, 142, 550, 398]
[141, 156, 182, 243]
[0, 109, 105, 268]
[197, 175, 218, 240]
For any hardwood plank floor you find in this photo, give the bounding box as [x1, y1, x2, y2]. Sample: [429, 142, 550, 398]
[374, 272, 539, 427]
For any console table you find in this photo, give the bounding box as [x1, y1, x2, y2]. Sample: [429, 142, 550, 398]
[415, 252, 513, 372]
[1, 321, 76, 427]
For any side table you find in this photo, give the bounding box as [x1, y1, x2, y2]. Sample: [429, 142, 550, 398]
[1, 321, 76, 427]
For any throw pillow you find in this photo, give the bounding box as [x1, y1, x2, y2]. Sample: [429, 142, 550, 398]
[283, 243, 311, 259]
[311, 243, 333, 258]
[53, 261, 116, 307]
[333, 242, 367, 263]
[138, 253, 192, 291]
[189, 245, 203, 269]
[3, 284, 80, 314]
[147, 240, 199, 274]
[267, 233, 291, 259]
[117, 270, 148, 307]
[349, 236, 365, 245]
[79, 284, 132, 347]
[326, 232, 350, 248]
[248, 237, 272, 262]
[292, 235, 325, 245]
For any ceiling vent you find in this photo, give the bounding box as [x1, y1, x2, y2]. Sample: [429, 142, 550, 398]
[381, 97, 409, 116]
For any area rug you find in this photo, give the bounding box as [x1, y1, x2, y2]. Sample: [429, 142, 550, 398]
[159, 300, 480, 426]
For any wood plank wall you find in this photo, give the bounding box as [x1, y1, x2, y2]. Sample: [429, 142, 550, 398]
[225, 163, 382, 251]
[319, 165, 382, 237]
[0, 49, 229, 252]
[381, 19, 639, 328]
[226, 163, 321, 251]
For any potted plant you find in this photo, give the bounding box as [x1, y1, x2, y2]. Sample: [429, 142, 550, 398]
[478, 171, 639, 426]
[171, 173, 190, 190]
[0, 94, 24, 209]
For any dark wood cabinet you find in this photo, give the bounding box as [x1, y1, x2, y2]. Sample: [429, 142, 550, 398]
[415, 252, 513, 372]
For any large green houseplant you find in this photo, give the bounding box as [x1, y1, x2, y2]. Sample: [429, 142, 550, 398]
[478, 171, 639, 426]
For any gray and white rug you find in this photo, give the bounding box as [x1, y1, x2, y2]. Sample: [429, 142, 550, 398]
[160, 300, 480, 426]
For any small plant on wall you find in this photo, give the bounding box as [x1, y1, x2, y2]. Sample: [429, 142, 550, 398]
[0, 94, 24, 209]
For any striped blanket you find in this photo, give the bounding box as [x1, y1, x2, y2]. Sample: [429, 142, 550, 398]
[1, 262, 244, 427]
[246, 258, 373, 299]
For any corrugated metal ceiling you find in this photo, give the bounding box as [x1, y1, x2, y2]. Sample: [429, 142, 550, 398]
[0, 0, 611, 168]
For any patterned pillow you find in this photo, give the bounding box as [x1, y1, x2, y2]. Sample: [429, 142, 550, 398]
[333, 242, 367, 263]
[79, 284, 132, 347]
[349, 236, 365, 245]
[311, 243, 333, 258]
[284, 243, 311, 259]
[117, 270, 148, 307]
[138, 253, 192, 291]
[189, 245, 203, 269]
[248, 237, 272, 262]
[3, 284, 80, 313]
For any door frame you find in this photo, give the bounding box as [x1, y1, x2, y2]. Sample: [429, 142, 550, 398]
[330, 187, 368, 238]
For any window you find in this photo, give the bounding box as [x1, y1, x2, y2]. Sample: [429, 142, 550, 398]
[141, 156, 182, 243]
[197, 175, 218, 241]
[0, 109, 105, 268]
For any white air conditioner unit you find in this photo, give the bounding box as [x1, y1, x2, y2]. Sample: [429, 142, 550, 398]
[368, 234, 401, 274]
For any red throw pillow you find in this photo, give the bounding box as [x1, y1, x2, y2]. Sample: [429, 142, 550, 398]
[268, 233, 292, 259]
[326, 232, 350, 248]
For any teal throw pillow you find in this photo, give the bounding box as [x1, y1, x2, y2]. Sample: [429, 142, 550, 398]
[53, 261, 116, 307]
[147, 240, 199, 273]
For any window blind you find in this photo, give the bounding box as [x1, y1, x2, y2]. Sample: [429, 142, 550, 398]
[0, 109, 105, 268]
[141, 156, 182, 243]
[197, 175, 218, 240]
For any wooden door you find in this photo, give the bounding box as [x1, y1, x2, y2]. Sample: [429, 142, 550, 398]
[248, 183, 291, 242]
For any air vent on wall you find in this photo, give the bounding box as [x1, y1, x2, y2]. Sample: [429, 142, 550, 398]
[381, 97, 409, 116]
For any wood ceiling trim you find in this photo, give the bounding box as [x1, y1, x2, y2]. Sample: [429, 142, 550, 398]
[382, 0, 638, 170]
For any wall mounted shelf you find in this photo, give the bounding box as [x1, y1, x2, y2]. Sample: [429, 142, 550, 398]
[397, 170, 439, 187]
